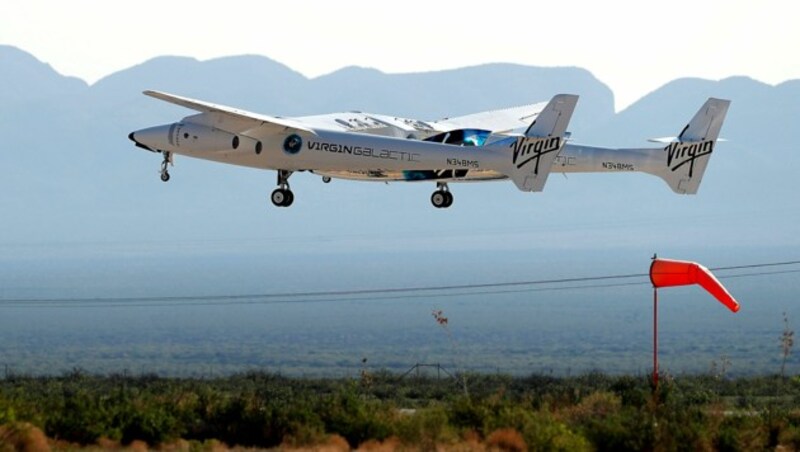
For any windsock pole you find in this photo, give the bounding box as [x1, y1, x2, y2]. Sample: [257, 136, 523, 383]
[653, 286, 658, 389]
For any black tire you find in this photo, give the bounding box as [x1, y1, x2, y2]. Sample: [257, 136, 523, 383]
[283, 190, 294, 207]
[271, 189, 286, 207]
[443, 191, 454, 208]
[431, 191, 446, 208]
[160, 172, 170, 182]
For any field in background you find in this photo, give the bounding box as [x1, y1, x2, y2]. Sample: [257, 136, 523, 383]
[1, 248, 797, 378]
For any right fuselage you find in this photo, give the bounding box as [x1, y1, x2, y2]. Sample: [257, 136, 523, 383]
[314, 142, 668, 183]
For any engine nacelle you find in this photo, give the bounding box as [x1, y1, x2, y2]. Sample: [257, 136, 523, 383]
[170, 122, 238, 152]
[234, 134, 264, 154]
[130, 122, 264, 155]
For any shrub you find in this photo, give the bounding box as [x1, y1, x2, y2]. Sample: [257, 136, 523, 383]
[394, 406, 455, 449]
[577, 406, 653, 451]
[481, 402, 589, 452]
[317, 385, 393, 448]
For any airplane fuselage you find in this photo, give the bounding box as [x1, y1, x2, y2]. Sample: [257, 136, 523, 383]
[134, 123, 510, 175]
[129, 91, 729, 207]
[134, 121, 670, 183]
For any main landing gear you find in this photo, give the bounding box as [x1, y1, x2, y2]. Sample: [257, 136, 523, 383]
[271, 170, 294, 207]
[431, 182, 453, 208]
[159, 151, 172, 182]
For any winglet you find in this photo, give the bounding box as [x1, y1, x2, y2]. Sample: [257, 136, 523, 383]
[508, 94, 579, 192]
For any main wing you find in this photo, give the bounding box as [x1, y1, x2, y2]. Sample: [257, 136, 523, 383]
[292, 103, 550, 139]
[433, 102, 548, 134]
[146, 90, 547, 139]
[291, 111, 443, 138]
[143, 90, 316, 136]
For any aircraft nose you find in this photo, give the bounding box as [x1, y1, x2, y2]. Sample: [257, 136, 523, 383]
[129, 129, 158, 152]
[129, 124, 175, 152]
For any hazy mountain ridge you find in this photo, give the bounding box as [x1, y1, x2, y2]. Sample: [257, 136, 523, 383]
[0, 45, 88, 105]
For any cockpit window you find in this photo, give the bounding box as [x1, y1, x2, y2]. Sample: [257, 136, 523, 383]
[424, 129, 491, 146]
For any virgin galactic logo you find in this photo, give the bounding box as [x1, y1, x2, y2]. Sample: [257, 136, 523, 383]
[283, 134, 303, 155]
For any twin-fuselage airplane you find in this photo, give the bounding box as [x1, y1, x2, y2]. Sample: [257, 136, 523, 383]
[129, 92, 730, 208]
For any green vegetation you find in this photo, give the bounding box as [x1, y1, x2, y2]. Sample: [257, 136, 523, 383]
[1, 370, 799, 450]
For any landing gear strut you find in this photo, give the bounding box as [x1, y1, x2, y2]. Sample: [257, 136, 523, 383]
[431, 182, 453, 208]
[159, 151, 172, 182]
[271, 170, 294, 207]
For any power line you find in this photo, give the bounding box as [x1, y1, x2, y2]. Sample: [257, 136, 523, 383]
[710, 260, 800, 271]
[1, 260, 798, 309]
[0, 272, 651, 304]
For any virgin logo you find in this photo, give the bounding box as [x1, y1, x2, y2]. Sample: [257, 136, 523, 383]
[665, 141, 713, 177]
[510, 136, 561, 173]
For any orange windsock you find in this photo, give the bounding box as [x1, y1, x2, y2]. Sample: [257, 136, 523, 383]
[649, 258, 740, 313]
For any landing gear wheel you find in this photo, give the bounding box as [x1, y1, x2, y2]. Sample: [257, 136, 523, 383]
[271, 170, 295, 208]
[271, 188, 294, 207]
[431, 191, 448, 208]
[431, 182, 453, 208]
[443, 191, 453, 208]
[159, 151, 172, 183]
[322, 176, 331, 184]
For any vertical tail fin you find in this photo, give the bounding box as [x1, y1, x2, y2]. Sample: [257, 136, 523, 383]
[508, 94, 579, 192]
[659, 98, 731, 194]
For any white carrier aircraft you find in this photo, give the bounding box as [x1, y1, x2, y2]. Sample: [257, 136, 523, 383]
[129, 92, 730, 208]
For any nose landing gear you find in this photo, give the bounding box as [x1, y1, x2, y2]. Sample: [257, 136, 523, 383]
[159, 151, 172, 182]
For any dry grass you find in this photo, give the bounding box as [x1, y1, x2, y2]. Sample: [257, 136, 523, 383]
[485, 429, 526, 452]
[357, 436, 400, 451]
[281, 434, 350, 452]
[127, 439, 149, 451]
[0, 422, 50, 452]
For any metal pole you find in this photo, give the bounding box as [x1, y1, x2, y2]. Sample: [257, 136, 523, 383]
[653, 287, 658, 389]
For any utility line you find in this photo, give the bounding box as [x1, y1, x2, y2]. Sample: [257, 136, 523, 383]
[7, 260, 800, 305]
[0, 272, 650, 304]
[1, 261, 798, 309]
[710, 260, 800, 271]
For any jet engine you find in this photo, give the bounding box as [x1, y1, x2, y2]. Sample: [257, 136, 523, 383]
[170, 122, 261, 153]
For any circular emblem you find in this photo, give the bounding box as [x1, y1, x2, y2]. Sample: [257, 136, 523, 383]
[283, 134, 303, 154]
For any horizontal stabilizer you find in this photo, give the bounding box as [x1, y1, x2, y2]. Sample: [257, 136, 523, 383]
[648, 136, 680, 144]
[648, 136, 726, 144]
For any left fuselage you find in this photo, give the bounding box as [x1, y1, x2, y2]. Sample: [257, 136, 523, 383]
[132, 121, 512, 175]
